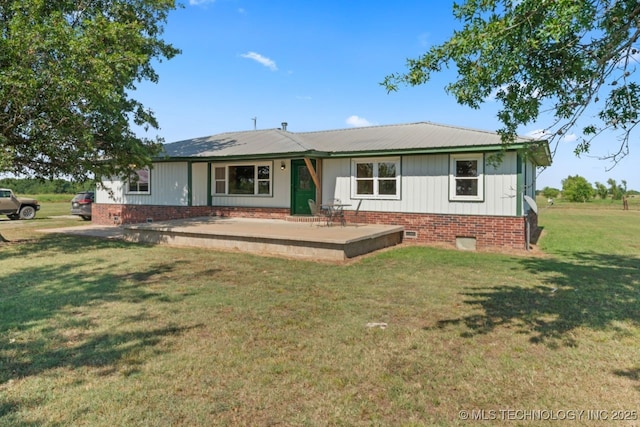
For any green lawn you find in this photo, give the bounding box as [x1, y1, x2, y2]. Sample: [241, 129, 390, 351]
[1, 202, 639, 426]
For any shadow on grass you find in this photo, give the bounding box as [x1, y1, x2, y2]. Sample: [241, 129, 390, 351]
[0, 235, 203, 386]
[613, 367, 640, 391]
[0, 233, 132, 260]
[431, 251, 640, 348]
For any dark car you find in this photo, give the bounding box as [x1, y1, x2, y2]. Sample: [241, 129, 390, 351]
[71, 191, 94, 220]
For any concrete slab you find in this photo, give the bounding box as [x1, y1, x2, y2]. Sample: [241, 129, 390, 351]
[124, 217, 404, 261]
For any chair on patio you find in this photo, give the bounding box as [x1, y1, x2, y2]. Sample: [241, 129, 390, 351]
[328, 198, 346, 227]
[308, 199, 331, 226]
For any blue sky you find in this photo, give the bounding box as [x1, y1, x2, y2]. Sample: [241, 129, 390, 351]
[133, 0, 638, 190]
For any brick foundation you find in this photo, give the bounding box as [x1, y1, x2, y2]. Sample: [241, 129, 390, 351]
[343, 210, 532, 250]
[92, 203, 290, 226]
[93, 203, 537, 250]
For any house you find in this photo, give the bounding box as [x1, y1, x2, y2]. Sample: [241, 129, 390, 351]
[93, 121, 551, 250]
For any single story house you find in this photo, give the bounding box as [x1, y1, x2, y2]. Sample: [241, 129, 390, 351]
[93, 121, 551, 250]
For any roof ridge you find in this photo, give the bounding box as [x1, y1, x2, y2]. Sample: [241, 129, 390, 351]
[296, 121, 535, 141]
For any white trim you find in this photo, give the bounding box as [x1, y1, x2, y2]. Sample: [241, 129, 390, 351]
[449, 153, 484, 201]
[126, 168, 150, 195]
[350, 157, 401, 200]
[212, 161, 273, 197]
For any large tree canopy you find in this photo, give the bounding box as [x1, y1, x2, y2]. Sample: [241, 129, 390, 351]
[0, 0, 179, 181]
[383, 0, 640, 165]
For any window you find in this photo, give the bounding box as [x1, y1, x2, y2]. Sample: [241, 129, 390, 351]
[213, 163, 272, 196]
[214, 167, 226, 194]
[449, 154, 484, 201]
[127, 168, 150, 194]
[352, 157, 400, 199]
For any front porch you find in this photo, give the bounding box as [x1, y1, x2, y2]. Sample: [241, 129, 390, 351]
[123, 217, 404, 262]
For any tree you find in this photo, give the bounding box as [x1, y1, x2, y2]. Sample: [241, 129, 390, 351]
[541, 186, 560, 199]
[0, 0, 180, 182]
[382, 1, 640, 165]
[607, 178, 625, 200]
[562, 175, 595, 202]
[594, 181, 609, 199]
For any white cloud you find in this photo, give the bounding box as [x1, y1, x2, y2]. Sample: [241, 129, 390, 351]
[240, 52, 278, 71]
[346, 115, 374, 127]
[189, 0, 215, 5]
[562, 133, 577, 142]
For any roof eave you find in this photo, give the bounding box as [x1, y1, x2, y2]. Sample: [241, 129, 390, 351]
[153, 141, 552, 165]
[153, 150, 329, 163]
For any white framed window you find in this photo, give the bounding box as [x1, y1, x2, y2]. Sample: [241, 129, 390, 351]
[449, 154, 484, 201]
[351, 157, 400, 200]
[127, 168, 150, 194]
[213, 162, 272, 196]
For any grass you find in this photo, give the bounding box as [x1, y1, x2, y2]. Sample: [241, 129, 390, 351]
[1, 202, 639, 426]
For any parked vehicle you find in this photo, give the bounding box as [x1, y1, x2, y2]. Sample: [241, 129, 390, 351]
[0, 188, 40, 220]
[71, 191, 94, 220]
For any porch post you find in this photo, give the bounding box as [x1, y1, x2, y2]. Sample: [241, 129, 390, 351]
[303, 157, 322, 202]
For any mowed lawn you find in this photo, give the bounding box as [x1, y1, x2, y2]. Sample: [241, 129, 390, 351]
[1, 200, 639, 426]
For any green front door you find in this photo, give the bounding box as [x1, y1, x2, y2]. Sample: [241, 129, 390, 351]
[291, 159, 316, 215]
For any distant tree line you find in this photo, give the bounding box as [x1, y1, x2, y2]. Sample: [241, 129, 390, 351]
[0, 178, 94, 195]
[540, 177, 638, 203]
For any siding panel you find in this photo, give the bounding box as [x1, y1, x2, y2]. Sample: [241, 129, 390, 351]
[191, 162, 209, 206]
[324, 152, 520, 217]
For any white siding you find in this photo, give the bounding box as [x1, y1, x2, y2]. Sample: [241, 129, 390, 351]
[96, 153, 531, 218]
[96, 162, 189, 206]
[322, 152, 520, 217]
[191, 162, 209, 206]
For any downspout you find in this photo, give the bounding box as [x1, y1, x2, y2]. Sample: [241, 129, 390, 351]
[516, 154, 528, 250]
[516, 154, 523, 217]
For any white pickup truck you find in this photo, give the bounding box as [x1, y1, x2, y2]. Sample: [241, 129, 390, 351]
[0, 188, 40, 220]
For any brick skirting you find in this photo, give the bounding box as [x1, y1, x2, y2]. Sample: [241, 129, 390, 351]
[92, 203, 537, 250]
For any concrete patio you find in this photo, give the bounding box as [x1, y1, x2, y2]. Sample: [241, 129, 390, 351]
[123, 217, 404, 261]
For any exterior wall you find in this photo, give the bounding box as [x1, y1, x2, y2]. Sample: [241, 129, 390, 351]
[209, 159, 290, 208]
[92, 204, 290, 225]
[322, 152, 519, 217]
[96, 162, 189, 206]
[341, 209, 528, 250]
[96, 160, 291, 209]
[191, 162, 209, 206]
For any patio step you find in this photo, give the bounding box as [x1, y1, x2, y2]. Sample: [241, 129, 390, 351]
[284, 215, 325, 223]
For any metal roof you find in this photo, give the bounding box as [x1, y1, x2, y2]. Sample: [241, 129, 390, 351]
[161, 122, 551, 165]
[162, 129, 312, 158]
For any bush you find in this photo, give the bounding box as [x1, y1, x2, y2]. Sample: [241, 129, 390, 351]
[562, 175, 594, 202]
